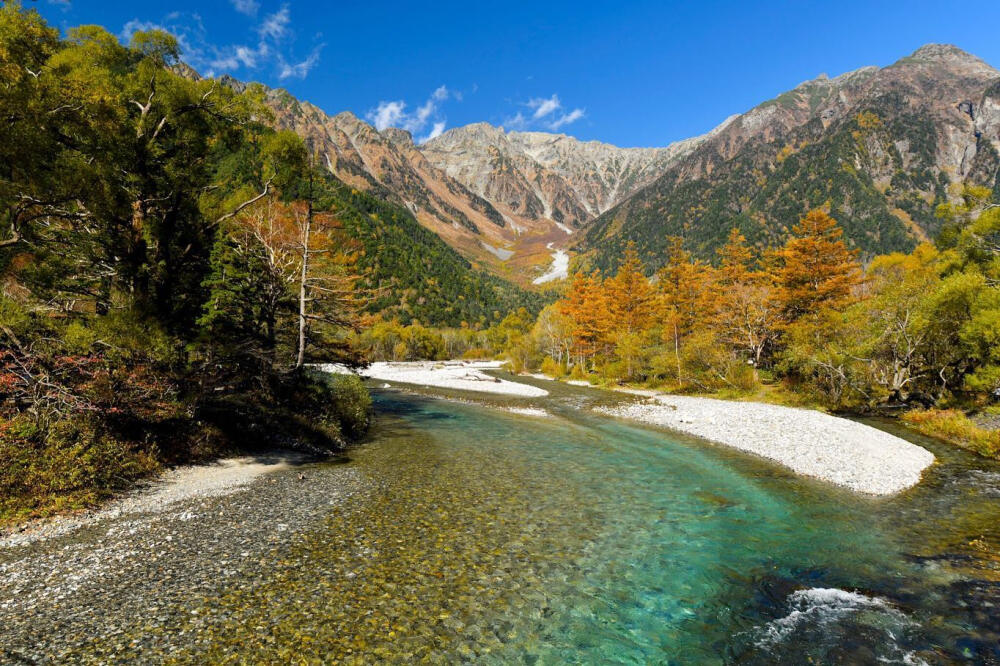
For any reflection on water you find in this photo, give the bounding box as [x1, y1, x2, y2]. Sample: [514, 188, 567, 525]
[189, 387, 1000, 663]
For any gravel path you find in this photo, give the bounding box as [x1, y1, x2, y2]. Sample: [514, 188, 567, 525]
[598, 393, 935, 495]
[0, 453, 367, 664]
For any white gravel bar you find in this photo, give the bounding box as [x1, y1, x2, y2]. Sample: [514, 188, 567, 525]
[598, 393, 934, 495]
[2, 454, 302, 548]
[323, 360, 549, 397]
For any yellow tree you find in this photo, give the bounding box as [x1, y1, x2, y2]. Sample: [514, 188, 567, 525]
[605, 243, 655, 377]
[657, 237, 717, 382]
[714, 228, 780, 368]
[776, 210, 861, 322]
[558, 271, 609, 369]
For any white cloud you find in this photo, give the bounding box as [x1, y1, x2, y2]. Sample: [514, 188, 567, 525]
[258, 6, 291, 41]
[230, 0, 260, 16]
[508, 93, 585, 132]
[120, 5, 322, 81]
[370, 101, 407, 131]
[421, 121, 446, 143]
[279, 45, 323, 80]
[366, 86, 456, 143]
[235, 44, 262, 67]
[503, 112, 528, 131]
[548, 108, 585, 130]
[529, 94, 561, 119]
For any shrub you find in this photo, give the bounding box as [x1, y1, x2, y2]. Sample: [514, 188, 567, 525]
[0, 415, 159, 525]
[539, 356, 564, 378]
[902, 409, 1000, 458]
[322, 373, 372, 440]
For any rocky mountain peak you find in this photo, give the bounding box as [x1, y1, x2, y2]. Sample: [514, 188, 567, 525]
[891, 44, 998, 78]
[381, 127, 415, 148]
[332, 110, 362, 124]
[908, 43, 984, 63]
[426, 122, 510, 150]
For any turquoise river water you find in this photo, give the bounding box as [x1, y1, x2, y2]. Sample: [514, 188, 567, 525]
[13, 377, 997, 664]
[237, 379, 1000, 664]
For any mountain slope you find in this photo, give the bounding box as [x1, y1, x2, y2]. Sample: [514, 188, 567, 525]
[577, 44, 1000, 272]
[257, 86, 723, 282]
[320, 180, 545, 327]
[420, 124, 712, 229]
[161, 74, 542, 325]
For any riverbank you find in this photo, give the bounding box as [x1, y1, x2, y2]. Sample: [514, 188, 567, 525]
[319, 361, 936, 495]
[598, 392, 934, 495]
[902, 408, 1000, 460]
[0, 453, 368, 663]
[319, 360, 550, 397]
[1, 452, 310, 548]
[1, 372, 372, 531]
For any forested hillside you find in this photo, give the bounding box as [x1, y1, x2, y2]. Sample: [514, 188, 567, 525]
[319, 182, 544, 327]
[579, 45, 1000, 273]
[504, 199, 1000, 456]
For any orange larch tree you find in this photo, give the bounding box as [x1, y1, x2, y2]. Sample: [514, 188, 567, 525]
[657, 236, 718, 381]
[714, 228, 780, 368]
[605, 242, 655, 377]
[776, 209, 861, 323]
[557, 270, 610, 368]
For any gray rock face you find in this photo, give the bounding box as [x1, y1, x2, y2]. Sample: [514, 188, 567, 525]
[420, 124, 719, 229]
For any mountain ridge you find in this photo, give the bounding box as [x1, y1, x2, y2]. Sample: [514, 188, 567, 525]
[201, 43, 1000, 282]
[576, 43, 1000, 272]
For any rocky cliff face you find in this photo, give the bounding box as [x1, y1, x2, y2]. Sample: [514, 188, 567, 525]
[578, 44, 1000, 273]
[419, 125, 713, 231]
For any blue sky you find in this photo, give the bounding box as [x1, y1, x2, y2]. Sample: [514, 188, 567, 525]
[35, 0, 1000, 147]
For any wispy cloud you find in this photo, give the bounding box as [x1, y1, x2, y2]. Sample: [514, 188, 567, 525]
[120, 5, 322, 81]
[504, 111, 528, 130]
[279, 45, 323, 80]
[258, 6, 290, 40]
[230, 0, 260, 16]
[529, 94, 561, 119]
[367, 86, 458, 144]
[421, 121, 446, 143]
[549, 108, 585, 130]
[505, 93, 585, 132]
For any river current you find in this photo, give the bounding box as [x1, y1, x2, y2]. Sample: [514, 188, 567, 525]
[264, 382, 1000, 663]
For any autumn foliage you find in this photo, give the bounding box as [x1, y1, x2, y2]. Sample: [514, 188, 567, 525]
[535, 210, 866, 389]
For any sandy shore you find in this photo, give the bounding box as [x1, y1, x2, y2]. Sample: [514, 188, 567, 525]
[318, 360, 550, 397]
[599, 392, 935, 495]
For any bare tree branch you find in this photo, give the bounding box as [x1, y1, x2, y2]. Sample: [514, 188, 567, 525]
[213, 178, 273, 227]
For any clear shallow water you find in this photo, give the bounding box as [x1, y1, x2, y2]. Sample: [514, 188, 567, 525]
[185, 386, 1000, 663]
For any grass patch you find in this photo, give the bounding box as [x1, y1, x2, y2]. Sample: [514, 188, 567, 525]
[902, 409, 1000, 459]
